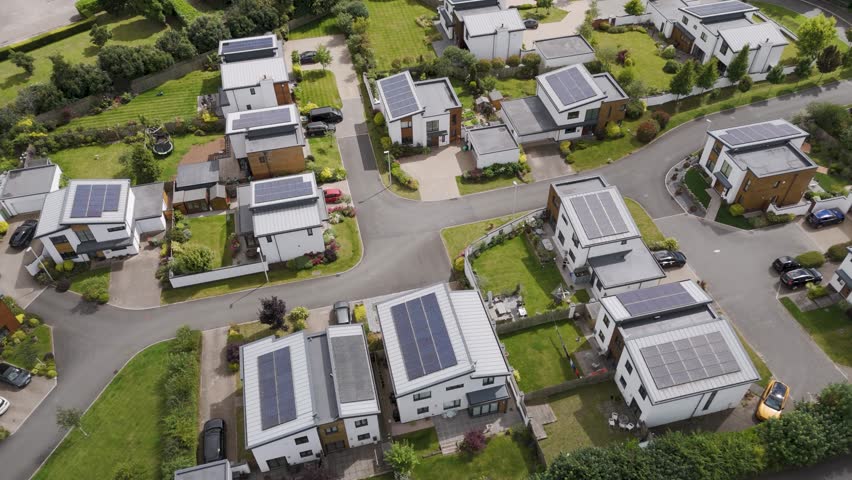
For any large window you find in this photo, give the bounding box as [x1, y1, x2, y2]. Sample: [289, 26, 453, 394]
[682, 16, 689, 25]
[413, 391, 431, 401]
[443, 399, 461, 410]
[603, 315, 610, 327]
[482, 377, 495, 386]
[417, 406, 430, 415]
[625, 360, 633, 374]
[619, 376, 627, 388]
[400, 120, 412, 129]
[355, 419, 368, 428]
[568, 249, 576, 261]
[74, 227, 95, 243]
[720, 42, 729, 55]
[639, 384, 647, 400]
[557, 231, 565, 246]
[427, 120, 439, 133]
[295, 436, 310, 445]
[267, 456, 288, 468]
[49, 234, 76, 259]
[720, 161, 732, 178]
[584, 108, 599, 122]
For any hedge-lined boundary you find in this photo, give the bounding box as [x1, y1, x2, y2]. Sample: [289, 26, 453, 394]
[0, 12, 106, 62]
[168, 0, 201, 25]
[159, 326, 201, 478]
[75, 0, 102, 18]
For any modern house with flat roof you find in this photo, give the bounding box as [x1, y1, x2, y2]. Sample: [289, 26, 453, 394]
[500, 64, 628, 144]
[828, 247, 852, 302]
[235, 172, 327, 264]
[546, 176, 664, 299]
[173, 460, 232, 480]
[240, 324, 380, 472]
[464, 124, 520, 168]
[698, 119, 816, 211]
[376, 73, 462, 148]
[226, 104, 306, 179]
[218, 35, 292, 115]
[590, 281, 759, 427]
[372, 284, 512, 423]
[533, 35, 596, 69]
[460, 8, 525, 60]
[0, 163, 61, 217]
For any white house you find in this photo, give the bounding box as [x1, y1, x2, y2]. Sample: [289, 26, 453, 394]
[828, 247, 852, 301]
[500, 64, 628, 144]
[33, 180, 166, 264]
[376, 73, 462, 147]
[241, 324, 381, 472]
[218, 35, 292, 116]
[235, 172, 327, 264]
[174, 460, 232, 480]
[0, 163, 61, 217]
[698, 119, 817, 211]
[590, 281, 759, 427]
[461, 8, 525, 60]
[464, 124, 520, 168]
[533, 35, 596, 70]
[546, 176, 664, 300]
[226, 104, 306, 179]
[373, 284, 512, 423]
[437, 0, 504, 43]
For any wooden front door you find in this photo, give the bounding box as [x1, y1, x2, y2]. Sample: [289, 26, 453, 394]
[274, 82, 291, 105]
[841, 285, 851, 298]
[671, 25, 694, 53]
[714, 180, 726, 194]
[428, 135, 439, 147]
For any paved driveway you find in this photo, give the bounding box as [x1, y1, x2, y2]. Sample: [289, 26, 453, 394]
[0, 376, 55, 435]
[512, 0, 589, 46]
[794, 217, 852, 253]
[0, 0, 78, 46]
[108, 243, 162, 309]
[399, 146, 473, 201]
[525, 143, 572, 182]
[198, 327, 238, 461]
[0, 219, 45, 307]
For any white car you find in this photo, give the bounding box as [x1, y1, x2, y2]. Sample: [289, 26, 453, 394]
[0, 396, 9, 416]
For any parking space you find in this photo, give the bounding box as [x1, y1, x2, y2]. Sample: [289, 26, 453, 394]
[399, 146, 474, 201]
[525, 143, 573, 182]
[284, 35, 360, 100]
[108, 242, 162, 309]
[0, 376, 56, 435]
[0, 217, 45, 306]
[795, 217, 852, 253]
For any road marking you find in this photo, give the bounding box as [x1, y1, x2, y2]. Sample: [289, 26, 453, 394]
[713, 249, 720, 253]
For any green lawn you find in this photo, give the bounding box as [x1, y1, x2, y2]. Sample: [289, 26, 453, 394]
[814, 172, 848, 195]
[571, 289, 590, 304]
[59, 70, 221, 130]
[1, 325, 52, 370]
[308, 134, 343, 170]
[537, 382, 632, 461]
[50, 133, 221, 182]
[440, 213, 527, 260]
[288, 16, 341, 40]
[161, 217, 362, 303]
[715, 202, 754, 230]
[494, 78, 537, 99]
[295, 69, 342, 108]
[32, 340, 172, 480]
[569, 116, 645, 171]
[591, 31, 673, 91]
[69, 267, 111, 295]
[521, 6, 569, 23]
[456, 175, 523, 196]
[684, 166, 711, 208]
[624, 197, 664, 245]
[502, 320, 587, 392]
[473, 235, 565, 315]
[366, 0, 438, 71]
[0, 15, 167, 106]
[780, 298, 852, 367]
[752, 2, 849, 54]
[736, 330, 772, 388]
[185, 214, 233, 268]
[395, 427, 440, 455]
[411, 433, 540, 480]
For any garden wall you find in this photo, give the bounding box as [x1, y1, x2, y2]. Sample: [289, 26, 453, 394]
[169, 260, 267, 288]
[643, 66, 796, 106]
[130, 50, 214, 94]
[35, 95, 104, 124]
[524, 369, 614, 404]
[766, 192, 852, 217]
[288, 14, 322, 29]
[767, 201, 811, 217]
[495, 306, 586, 335]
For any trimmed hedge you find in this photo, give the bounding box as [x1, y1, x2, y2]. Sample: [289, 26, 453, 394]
[796, 250, 826, 268]
[827, 241, 852, 262]
[75, 0, 102, 18]
[168, 0, 201, 25]
[0, 12, 106, 62]
[160, 326, 202, 478]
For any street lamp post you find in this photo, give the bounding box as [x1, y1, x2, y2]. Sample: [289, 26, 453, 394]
[257, 247, 269, 283]
[383, 150, 391, 187]
[512, 181, 519, 215]
[26, 247, 53, 282]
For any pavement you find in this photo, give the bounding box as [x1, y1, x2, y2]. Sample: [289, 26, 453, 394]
[0, 219, 46, 306]
[398, 146, 472, 201]
[794, 217, 852, 252]
[0, 0, 79, 46]
[513, 0, 590, 47]
[108, 242, 162, 309]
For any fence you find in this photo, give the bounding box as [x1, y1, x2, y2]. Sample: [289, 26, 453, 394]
[767, 192, 852, 217]
[35, 95, 104, 124]
[495, 306, 587, 335]
[130, 50, 214, 94]
[169, 260, 268, 288]
[524, 369, 615, 403]
[643, 66, 797, 106]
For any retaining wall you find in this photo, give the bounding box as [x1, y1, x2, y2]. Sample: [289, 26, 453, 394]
[169, 260, 267, 288]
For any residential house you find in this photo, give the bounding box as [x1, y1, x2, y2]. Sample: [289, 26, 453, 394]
[591, 281, 759, 427]
[459, 8, 526, 60]
[173, 460, 232, 480]
[240, 324, 381, 472]
[34, 180, 166, 264]
[218, 35, 292, 116]
[533, 35, 596, 70]
[373, 283, 512, 423]
[500, 64, 628, 144]
[173, 161, 229, 214]
[376, 73, 462, 147]
[437, 0, 503, 46]
[0, 163, 62, 217]
[828, 247, 852, 301]
[464, 124, 520, 168]
[235, 173, 327, 264]
[698, 119, 816, 211]
[546, 176, 664, 299]
[226, 104, 306, 179]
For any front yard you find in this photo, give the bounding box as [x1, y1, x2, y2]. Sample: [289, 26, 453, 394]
[456, 175, 526, 196]
[591, 31, 673, 92]
[683, 166, 711, 208]
[440, 213, 526, 260]
[624, 198, 664, 245]
[69, 267, 111, 295]
[780, 298, 852, 367]
[1, 324, 52, 371]
[295, 70, 342, 108]
[308, 134, 343, 171]
[185, 214, 234, 269]
[714, 202, 754, 230]
[521, 6, 568, 23]
[502, 320, 588, 392]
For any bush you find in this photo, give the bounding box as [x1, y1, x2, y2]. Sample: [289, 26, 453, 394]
[616, 68, 636, 86]
[826, 241, 852, 262]
[187, 14, 231, 53]
[598, 22, 611, 32]
[661, 45, 676, 59]
[171, 243, 215, 275]
[663, 59, 680, 73]
[287, 306, 310, 331]
[559, 140, 572, 157]
[806, 282, 830, 300]
[78, 274, 109, 303]
[225, 343, 241, 364]
[390, 160, 419, 190]
[373, 111, 385, 127]
[160, 327, 201, 478]
[648, 237, 679, 251]
[636, 119, 660, 143]
[796, 251, 826, 268]
[453, 256, 465, 272]
[459, 430, 487, 455]
[728, 203, 745, 217]
[625, 98, 645, 119]
[491, 57, 505, 69]
[0, 221, 8, 235]
[766, 211, 795, 224]
[605, 123, 622, 139]
[75, 0, 101, 18]
[651, 110, 670, 129]
[0, 426, 9, 441]
[506, 54, 520, 67]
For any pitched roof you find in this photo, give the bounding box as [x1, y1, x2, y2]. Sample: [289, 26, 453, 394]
[176, 161, 220, 190]
[718, 22, 788, 51]
[131, 182, 165, 220]
[680, 0, 757, 19]
[248, 173, 327, 237]
[376, 71, 424, 122]
[464, 8, 525, 37]
[708, 119, 807, 150]
[0, 164, 59, 199]
[554, 179, 641, 247]
[60, 180, 130, 225]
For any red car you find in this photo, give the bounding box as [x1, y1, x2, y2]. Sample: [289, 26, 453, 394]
[323, 188, 343, 204]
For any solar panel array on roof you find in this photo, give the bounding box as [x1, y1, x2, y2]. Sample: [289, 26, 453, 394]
[233, 108, 293, 130]
[640, 332, 741, 389]
[720, 122, 800, 146]
[391, 292, 457, 380]
[569, 191, 629, 240]
[684, 1, 752, 17]
[617, 283, 697, 317]
[545, 67, 597, 107]
[257, 348, 298, 430]
[381, 75, 420, 119]
[254, 177, 312, 204]
[70, 184, 122, 218]
[221, 37, 274, 55]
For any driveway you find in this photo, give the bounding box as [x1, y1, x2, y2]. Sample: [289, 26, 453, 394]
[517, 0, 589, 46]
[0, 219, 45, 307]
[0, 376, 55, 435]
[198, 327, 238, 461]
[795, 217, 852, 253]
[285, 35, 360, 100]
[525, 143, 573, 182]
[399, 146, 473, 201]
[108, 243, 162, 309]
[0, 0, 78, 46]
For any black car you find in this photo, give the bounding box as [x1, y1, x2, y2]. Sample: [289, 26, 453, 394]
[780, 268, 822, 289]
[0, 362, 32, 389]
[772, 256, 801, 273]
[300, 50, 318, 64]
[309, 107, 343, 124]
[305, 121, 335, 137]
[653, 250, 686, 268]
[523, 18, 539, 29]
[332, 301, 351, 325]
[202, 418, 226, 463]
[9, 220, 38, 248]
[806, 208, 845, 228]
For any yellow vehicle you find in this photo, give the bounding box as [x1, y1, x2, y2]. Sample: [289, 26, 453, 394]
[756, 380, 789, 421]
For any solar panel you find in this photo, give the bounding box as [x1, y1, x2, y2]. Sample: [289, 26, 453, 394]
[422, 293, 457, 369]
[70, 183, 121, 218]
[257, 352, 279, 430]
[274, 348, 297, 423]
[233, 108, 293, 130]
[392, 303, 425, 380]
[683, 1, 752, 17]
[408, 299, 441, 374]
[391, 293, 458, 381]
[104, 184, 121, 211]
[720, 122, 800, 146]
[640, 332, 741, 389]
[598, 191, 628, 234]
[221, 37, 274, 55]
[570, 191, 630, 240]
[257, 347, 298, 430]
[70, 184, 91, 218]
[253, 177, 313, 204]
[545, 67, 598, 108]
[617, 283, 700, 318]
[86, 184, 106, 218]
[380, 74, 420, 119]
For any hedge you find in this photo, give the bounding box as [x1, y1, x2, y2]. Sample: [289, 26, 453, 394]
[827, 241, 852, 262]
[168, 0, 201, 25]
[0, 12, 106, 62]
[160, 326, 201, 479]
[796, 250, 826, 268]
[75, 0, 102, 18]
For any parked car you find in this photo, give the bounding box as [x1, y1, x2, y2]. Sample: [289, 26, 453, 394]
[780, 268, 822, 289]
[300, 50, 318, 64]
[324, 188, 343, 204]
[309, 107, 343, 124]
[0, 396, 9, 416]
[653, 250, 687, 268]
[305, 121, 335, 137]
[202, 418, 226, 463]
[772, 256, 801, 273]
[806, 208, 845, 228]
[332, 301, 351, 325]
[0, 362, 32, 389]
[756, 380, 789, 421]
[9, 219, 38, 248]
[523, 18, 539, 29]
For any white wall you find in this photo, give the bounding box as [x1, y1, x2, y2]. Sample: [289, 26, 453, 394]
[41, 227, 82, 264]
[169, 260, 268, 288]
[424, 113, 453, 147]
[343, 414, 381, 447]
[222, 80, 278, 116]
[475, 146, 518, 168]
[397, 374, 508, 423]
[387, 113, 426, 146]
[465, 29, 524, 60]
[230, 132, 249, 159]
[593, 308, 616, 352]
[595, 277, 661, 299]
[541, 52, 597, 69]
[553, 212, 641, 270]
[828, 253, 852, 300]
[536, 80, 602, 131]
[252, 428, 323, 472]
[260, 227, 325, 264]
[702, 149, 747, 203]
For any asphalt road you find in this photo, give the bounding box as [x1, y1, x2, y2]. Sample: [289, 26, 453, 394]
[0, 0, 79, 46]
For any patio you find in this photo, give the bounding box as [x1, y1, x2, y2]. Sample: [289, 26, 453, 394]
[432, 405, 523, 454]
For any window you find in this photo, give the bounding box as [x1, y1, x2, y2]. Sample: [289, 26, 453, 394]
[452, 115, 457, 125]
[447, 384, 464, 391]
[295, 436, 310, 445]
[557, 231, 565, 246]
[413, 391, 431, 401]
[743, 179, 752, 192]
[700, 32, 707, 42]
[400, 120, 412, 128]
[561, 214, 568, 225]
[246, 104, 252, 110]
[584, 108, 599, 122]
[639, 385, 647, 400]
[564, 127, 578, 134]
[720, 161, 732, 178]
[567, 111, 580, 120]
[355, 419, 368, 428]
[712, 141, 723, 154]
[299, 450, 314, 458]
[482, 377, 495, 386]
[443, 399, 461, 410]
[596, 279, 603, 291]
[703, 390, 718, 410]
[417, 406, 430, 415]
[568, 249, 576, 261]
[74, 227, 95, 243]
[357, 433, 371, 441]
[107, 225, 125, 233]
[619, 376, 627, 388]
[307, 228, 313, 236]
[720, 42, 729, 55]
[603, 315, 610, 328]
[625, 360, 633, 374]
[598, 330, 605, 342]
[266, 236, 273, 243]
[682, 16, 688, 25]
[324, 426, 339, 434]
[572, 233, 579, 247]
[773, 180, 781, 188]
[267, 456, 288, 468]
[250, 88, 256, 95]
[427, 120, 439, 133]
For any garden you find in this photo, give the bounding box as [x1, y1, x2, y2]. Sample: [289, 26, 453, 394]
[184, 214, 234, 269]
[456, 159, 531, 196]
[441, 213, 527, 260]
[624, 197, 664, 245]
[501, 320, 588, 392]
[780, 298, 852, 367]
[795, 102, 851, 196]
[294, 69, 342, 109]
[591, 29, 674, 92]
[0, 296, 56, 378]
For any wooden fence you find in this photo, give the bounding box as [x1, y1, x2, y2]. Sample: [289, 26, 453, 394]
[524, 369, 615, 404]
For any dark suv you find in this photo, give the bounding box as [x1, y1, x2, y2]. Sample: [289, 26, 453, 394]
[305, 121, 335, 137]
[780, 268, 822, 289]
[806, 208, 845, 228]
[309, 107, 343, 124]
[772, 256, 801, 273]
[0, 362, 32, 388]
[653, 250, 686, 268]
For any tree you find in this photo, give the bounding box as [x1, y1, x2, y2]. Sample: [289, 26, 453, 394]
[816, 44, 842, 77]
[98, 45, 174, 80]
[119, 143, 160, 184]
[156, 29, 197, 61]
[258, 296, 287, 330]
[797, 14, 837, 60]
[624, 0, 644, 15]
[9, 50, 35, 75]
[287, 306, 310, 331]
[315, 45, 332, 70]
[806, 102, 849, 137]
[668, 60, 695, 102]
[795, 57, 813, 79]
[171, 243, 214, 274]
[726, 44, 750, 83]
[766, 64, 786, 84]
[312, 0, 337, 15]
[226, 0, 282, 37]
[90, 24, 112, 47]
[56, 407, 88, 437]
[536, 0, 554, 12]
[737, 74, 753, 94]
[187, 15, 231, 53]
[760, 411, 830, 469]
[459, 430, 487, 455]
[101, 0, 167, 23]
[595, 45, 617, 72]
[385, 442, 419, 478]
[696, 57, 719, 93]
[49, 54, 111, 99]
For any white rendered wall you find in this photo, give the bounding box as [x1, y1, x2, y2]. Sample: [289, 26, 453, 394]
[343, 415, 381, 447]
[222, 80, 278, 115]
[259, 228, 325, 264]
[424, 113, 452, 147]
[475, 147, 518, 168]
[397, 374, 508, 423]
[252, 428, 322, 472]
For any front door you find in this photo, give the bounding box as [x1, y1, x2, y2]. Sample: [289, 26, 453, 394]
[841, 285, 851, 298]
[714, 180, 725, 194]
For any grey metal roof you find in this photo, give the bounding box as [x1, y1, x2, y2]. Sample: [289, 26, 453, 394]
[305, 333, 339, 425]
[587, 240, 665, 288]
[681, 0, 756, 19]
[244, 127, 305, 153]
[534, 35, 594, 60]
[538, 64, 605, 112]
[500, 96, 559, 136]
[173, 188, 208, 204]
[455, 4, 501, 16]
[220, 37, 287, 89]
[173, 459, 231, 480]
[328, 324, 381, 418]
[714, 171, 733, 189]
[601, 280, 713, 322]
[466, 384, 509, 406]
[728, 143, 815, 177]
[176, 161, 220, 190]
[252, 200, 324, 236]
[709, 119, 807, 149]
[131, 182, 165, 220]
[0, 164, 58, 199]
[449, 290, 511, 379]
[236, 185, 254, 235]
[463, 8, 525, 37]
[592, 73, 628, 102]
[413, 78, 461, 117]
[75, 236, 134, 255]
[836, 266, 852, 287]
[60, 180, 130, 225]
[559, 185, 641, 247]
[467, 125, 519, 156]
[447, 0, 499, 7]
[702, 16, 753, 35]
[34, 189, 66, 238]
[718, 22, 787, 50]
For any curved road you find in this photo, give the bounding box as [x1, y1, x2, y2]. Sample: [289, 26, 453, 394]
[4, 77, 852, 479]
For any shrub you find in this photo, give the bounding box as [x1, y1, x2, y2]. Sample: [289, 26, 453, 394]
[459, 430, 487, 455]
[661, 45, 676, 59]
[491, 57, 505, 69]
[806, 283, 830, 300]
[616, 68, 636, 86]
[298, 101, 318, 115]
[826, 241, 852, 262]
[796, 251, 826, 268]
[649, 237, 679, 251]
[636, 119, 660, 143]
[766, 211, 795, 224]
[373, 111, 385, 127]
[286, 255, 314, 270]
[506, 54, 520, 67]
[663, 59, 680, 73]
[0, 426, 9, 441]
[0, 221, 8, 235]
[728, 203, 745, 217]
[559, 140, 572, 157]
[605, 123, 622, 139]
[160, 327, 201, 478]
[225, 343, 241, 364]
[353, 304, 367, 323]
[453, 256, 465, 272]
[287, 306, 310, 330]
[75, 0, 101, 18]
[598, 22, 611, 32]
[625, 98, 645, 119]
[78, 274, 109, 303]
[651, 110, 670, 129]
[171, 243, 214, 275]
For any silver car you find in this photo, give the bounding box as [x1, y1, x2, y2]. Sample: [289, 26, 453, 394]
[332, 301, 351, 324]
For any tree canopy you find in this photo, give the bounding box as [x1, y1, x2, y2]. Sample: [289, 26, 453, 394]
[797, 14, 837, 60]
[119, 143, 161, 184]
[725, 44, 750, 83]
